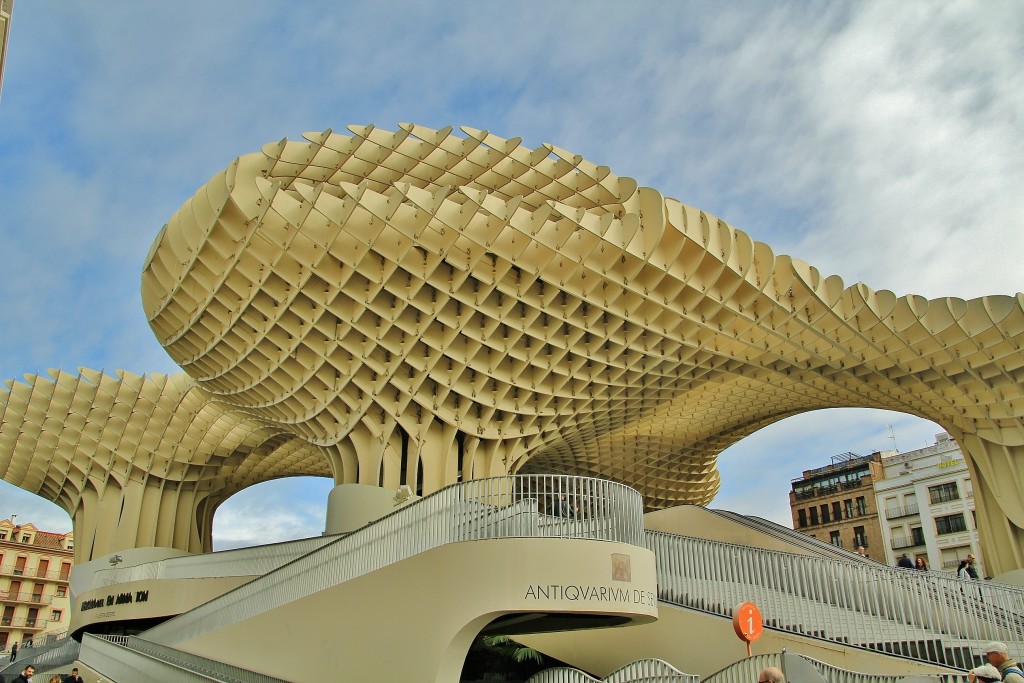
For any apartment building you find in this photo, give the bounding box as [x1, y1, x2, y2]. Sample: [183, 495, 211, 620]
[875, 434, 982, 575]
[0, 517, 73, 654]
[789, 451, 889, 558]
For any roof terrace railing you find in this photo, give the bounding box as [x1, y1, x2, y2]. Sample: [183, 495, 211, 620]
[647, 530, 1024, 670]
[144, 475, 644, 646]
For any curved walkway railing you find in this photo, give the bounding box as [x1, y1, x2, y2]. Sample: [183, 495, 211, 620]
[703, 651, 971, 683]
[81, 535, 339, 590]
[144, 475, 643, 646]
[0, 634, 79, 679]
[79, 633, 287, 683]
[647, 530, 1024, 670]
[527, 658, 697, 683]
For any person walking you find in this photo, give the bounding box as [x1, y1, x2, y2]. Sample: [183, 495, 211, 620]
[11, 664, 34, 683]
[980, 642, 1024, 683]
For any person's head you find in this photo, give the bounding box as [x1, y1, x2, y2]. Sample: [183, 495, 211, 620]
[22, 665, 34, 676]
[915, 557, 926, 567]
[758, 666, 785, 683]
[72, 668, 79, 675]
[981, 641, 1010, 666]
[857, 546, 866, 555]
[50, 675, 63, 683]
[967, 554, 976, 564]
[968, 664, 1002, 683]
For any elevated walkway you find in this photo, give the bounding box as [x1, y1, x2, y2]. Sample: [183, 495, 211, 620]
[522, 512, 1024, 678]
[74, 475, 656, 682]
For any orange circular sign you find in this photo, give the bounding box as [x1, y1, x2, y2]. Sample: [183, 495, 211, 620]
[732, 601, 764, 642]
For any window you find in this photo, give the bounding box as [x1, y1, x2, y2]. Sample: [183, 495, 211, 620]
[844, 499, 854, 519]
[0, 532, 6, 540]
[929, 482, 960, 504]
[935, 514, 967, 535]
[20, 535, 29, 543]
[820, 504, 830, 524]
[853, 526, 867, 547]
[912, 526, 925, 545]
[810, 507, 819, 525]
[832, 501, 842, 521]
[50, 609, 62, 622]
[56, 586, 66, 597]
[856, 496, 867, 515]
[798, 509, 807, 528]
[830, 531, 841, 546]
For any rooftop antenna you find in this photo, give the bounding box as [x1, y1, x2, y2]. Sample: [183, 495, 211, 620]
[886, 425, 898, 453]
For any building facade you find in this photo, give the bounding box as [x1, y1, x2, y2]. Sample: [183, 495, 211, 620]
[789, 452, 889, 558]
[0, 518, 73, 655]
[875, 434, 982, 575]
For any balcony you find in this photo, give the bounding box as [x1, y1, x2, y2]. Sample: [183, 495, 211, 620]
[884, 503, 920, 520]
[0, 591, 54, 605]
[0, 564, 70, 582]
[0, 615, 48, 630]
[891, 535, 926, 550]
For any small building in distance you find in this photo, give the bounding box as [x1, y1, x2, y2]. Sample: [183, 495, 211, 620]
[0, 517, 73, 655]
[790, 451, 890, 559]
[876, 434, 982, 575]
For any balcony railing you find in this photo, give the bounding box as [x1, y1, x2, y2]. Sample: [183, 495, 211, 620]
[891, 535, 926, 550]
[0, 565, 70, 582]
[0, 616, 48, 630]
[0, 591, 54, 605]
[884, 504, 920, 520]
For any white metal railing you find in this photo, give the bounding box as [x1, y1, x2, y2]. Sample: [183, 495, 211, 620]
[527, 658, 697, 683]
[79, 633, 287, 683]
[81, 535, 338, 591]
[647, 530, 1024, 670]
[144, 475, 643, 646]
[0, 634, 79, 679]
[702, 651, 970, 683]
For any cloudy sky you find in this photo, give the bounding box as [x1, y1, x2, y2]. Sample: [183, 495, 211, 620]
[0, 1, 1021, 549]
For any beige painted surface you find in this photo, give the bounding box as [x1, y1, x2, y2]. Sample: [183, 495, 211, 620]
[644, 506, 827, 556]
[172, 538, 657, 683]
[521, 601, 955, 679]
[324, 482, 417, 533]
[0, 124, 1022, 574]
[72, 574, 254, 634]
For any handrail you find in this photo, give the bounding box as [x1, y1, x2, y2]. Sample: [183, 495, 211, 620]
[0, 635, 79, 679]
[647, 529, 1024, 670]
[79, 633, 287, 683]
[702, 651, 970, 683]
[528, 658, 697, 682]
[81, 534, 339, 591]
[144, 475, 643, 646]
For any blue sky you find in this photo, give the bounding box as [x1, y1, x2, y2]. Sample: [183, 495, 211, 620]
[1, 1, 1021, 549]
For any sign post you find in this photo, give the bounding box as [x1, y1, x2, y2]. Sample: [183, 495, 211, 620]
[732, 601, 764, 658]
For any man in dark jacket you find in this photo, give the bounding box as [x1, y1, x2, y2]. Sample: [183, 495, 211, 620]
[63, 667, 83, 682]
[11, 664, 34, 683]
